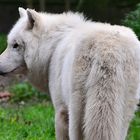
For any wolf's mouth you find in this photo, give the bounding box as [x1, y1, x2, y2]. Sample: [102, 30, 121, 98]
[0, 64, 27, 76]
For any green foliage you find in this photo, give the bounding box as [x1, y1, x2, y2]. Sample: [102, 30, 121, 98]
[127, 110, 140, 140]
[0, 35, 6, 53]
[9, 82, 50, 102]
[0, 102, 55, 140]
[122, 3, 140, 39]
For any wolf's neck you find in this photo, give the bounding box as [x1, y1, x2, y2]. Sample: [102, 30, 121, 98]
[28, 25, 71, 93]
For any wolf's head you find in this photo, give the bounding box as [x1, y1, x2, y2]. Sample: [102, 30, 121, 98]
[0, 7, 44, 76]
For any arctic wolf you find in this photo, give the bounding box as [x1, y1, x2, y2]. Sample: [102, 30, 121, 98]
[0, 7, 140, 140]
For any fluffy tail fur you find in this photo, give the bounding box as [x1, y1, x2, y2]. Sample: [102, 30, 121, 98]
[84, 51, 125, 140]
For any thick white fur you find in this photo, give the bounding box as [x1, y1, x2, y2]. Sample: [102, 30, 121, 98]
[1, 8, 140, 140]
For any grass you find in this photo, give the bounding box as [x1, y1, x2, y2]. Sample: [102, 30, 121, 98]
[0, 98, 140, 140]
[0, 35, 140, 140]
[0, 102, 55, 140]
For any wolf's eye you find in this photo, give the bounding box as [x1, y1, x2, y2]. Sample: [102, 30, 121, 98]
[13, 43, 19, 48]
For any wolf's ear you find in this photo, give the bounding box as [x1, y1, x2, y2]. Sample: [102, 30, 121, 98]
[27, 9, 40, 29]
[18, 7, 26, 17]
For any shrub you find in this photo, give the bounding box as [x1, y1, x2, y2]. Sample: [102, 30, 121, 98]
[0, 35, 7, 53]
[122, 3, 140, 39]
[9, 82, 49, 102]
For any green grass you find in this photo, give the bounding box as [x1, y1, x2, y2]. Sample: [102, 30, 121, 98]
[0, 100, 140, 140]
[0, 102, 55, 140]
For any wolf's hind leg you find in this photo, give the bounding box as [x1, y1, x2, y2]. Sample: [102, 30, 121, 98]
[55, 106, 69, 140]
[69, 92, 84, 140]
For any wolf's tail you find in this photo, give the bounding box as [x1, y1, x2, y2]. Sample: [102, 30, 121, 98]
[84, 52, 125, 140]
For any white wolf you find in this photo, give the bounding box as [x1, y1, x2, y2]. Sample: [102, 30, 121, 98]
[0, 7, 140, 140]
